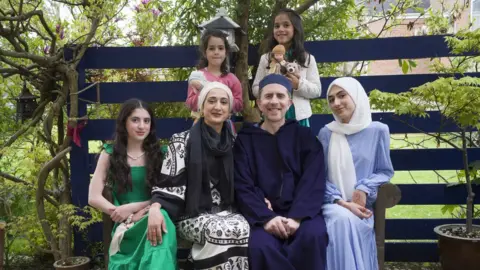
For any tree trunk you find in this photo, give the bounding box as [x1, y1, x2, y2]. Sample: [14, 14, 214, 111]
[235, 0, 260, 122]
[461, 130, 475, 233]
[58, 107, 72, 259]
[58, 188, 73, 259]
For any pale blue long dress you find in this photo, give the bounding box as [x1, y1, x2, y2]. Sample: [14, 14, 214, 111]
[318, 121, 394, 270]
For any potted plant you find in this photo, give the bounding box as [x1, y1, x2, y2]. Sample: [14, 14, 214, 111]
[369, 30, 480, 270]
[53, 256, 91, 270]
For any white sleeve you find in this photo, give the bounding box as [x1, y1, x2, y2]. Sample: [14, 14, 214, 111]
[294, 54, 322, 99]
[252, 54, 269, 98]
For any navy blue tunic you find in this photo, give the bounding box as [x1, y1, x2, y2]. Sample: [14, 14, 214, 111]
[234, 120, 328, 270]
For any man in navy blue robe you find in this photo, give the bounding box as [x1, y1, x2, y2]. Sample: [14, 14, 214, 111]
[234, 74, 327, 270]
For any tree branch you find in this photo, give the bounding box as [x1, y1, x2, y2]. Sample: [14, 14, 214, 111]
[0, 171, 30, 186]
[52, 0, 88, 6]
[390, 115, 461, 150]
[0, 171, 59, 206]
[0, 9, 56, 53]
[36, 146, 72, 261]
[0, 48, 55, 66]
[295, 0, 319, 14]
[0, 55, 38, 77]
[0, 99, 48, 150]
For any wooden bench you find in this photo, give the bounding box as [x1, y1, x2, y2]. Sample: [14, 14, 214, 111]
[100, 182, 401, 270]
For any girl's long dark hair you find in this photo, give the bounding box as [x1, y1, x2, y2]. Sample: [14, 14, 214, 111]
[197, 29, 231, 76]
[265, 8, 310, 68]
[109, 98, 162, 194]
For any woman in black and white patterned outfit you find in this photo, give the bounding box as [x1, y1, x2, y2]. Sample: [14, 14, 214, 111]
[148, 82, 249, 270]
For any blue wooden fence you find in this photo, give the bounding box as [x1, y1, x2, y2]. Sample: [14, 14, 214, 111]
[71, 35, 480, 262]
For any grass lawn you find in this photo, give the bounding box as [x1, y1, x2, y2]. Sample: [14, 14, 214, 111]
[387, 134, 464, 219]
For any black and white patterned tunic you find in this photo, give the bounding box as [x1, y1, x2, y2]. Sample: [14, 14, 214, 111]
[152, 131, 249, 270]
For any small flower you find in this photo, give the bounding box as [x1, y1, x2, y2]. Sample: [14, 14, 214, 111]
[141, 0, 150, 5]
[132, 38, 144, 47]
[55, 24, 61, 34]
[59, 29, 65, 40]
[151, 8, 160, 16]
[43, 45, 50, 54]
[134, 4, 140, 12]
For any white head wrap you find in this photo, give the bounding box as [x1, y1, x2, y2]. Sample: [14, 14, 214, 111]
[197, 81, 233, 112]
[325, 77, 372, 201]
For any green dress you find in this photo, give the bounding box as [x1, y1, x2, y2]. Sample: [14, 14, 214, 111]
[105, 144, 178, 270]
[285, 106, 310, 127]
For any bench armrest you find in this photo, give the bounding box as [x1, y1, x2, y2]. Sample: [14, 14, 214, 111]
[374, 183, 402, 270]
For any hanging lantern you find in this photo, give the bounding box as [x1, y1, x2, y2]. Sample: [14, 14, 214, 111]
[15, 81, 39, 123]
[198, 8, 245, 52]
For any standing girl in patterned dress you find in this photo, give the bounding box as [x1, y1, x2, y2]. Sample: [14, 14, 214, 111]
[252, 8, 321, 127]
[149, 82, 249, 270]
[88, 99, 177, 270]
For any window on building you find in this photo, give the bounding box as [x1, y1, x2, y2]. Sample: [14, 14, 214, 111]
[472, 0, 480, 30]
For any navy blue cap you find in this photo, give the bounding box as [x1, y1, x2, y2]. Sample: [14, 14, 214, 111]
[259, 74, 293, 94]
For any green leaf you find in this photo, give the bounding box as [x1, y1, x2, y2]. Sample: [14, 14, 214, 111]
[408, 59, 417, 68]
[402, 60, 409, 74]
[441, 205, 458, 215]
[469, 160, 480, 170]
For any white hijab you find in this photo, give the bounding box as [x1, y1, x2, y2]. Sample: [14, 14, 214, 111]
[326, 77, 372, 201]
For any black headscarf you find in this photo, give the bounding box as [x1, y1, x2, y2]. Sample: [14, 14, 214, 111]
[184, 118, 235, 216]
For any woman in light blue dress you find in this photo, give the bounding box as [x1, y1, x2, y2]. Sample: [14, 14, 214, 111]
[318, 77, 394, 270]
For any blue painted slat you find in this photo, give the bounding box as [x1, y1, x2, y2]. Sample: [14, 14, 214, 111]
[80, 46, 199, 69]
[398, 184, 480, 205]
[307, 35, 460, 63]
[78, 73, 480, 103]
[385, 219, 480, 240]
[83, 113, 460, 140]
[251, 36, 455, 65]
[321, 72, 480, 98]
[80, 35, 470, 69]
[83, 118, 193, 140]
[392, 148, 480, 171]
[80, 81, 187, 103]
[71, 102, 90, 256]
[310, 112, 459, 134]
[85, 147, 480, 173]
[385, 242, 438, 262]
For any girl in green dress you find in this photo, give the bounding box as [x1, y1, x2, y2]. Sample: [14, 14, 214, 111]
[88, 98, 177, 270]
